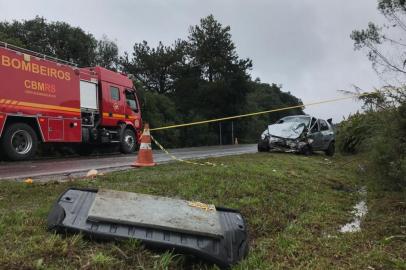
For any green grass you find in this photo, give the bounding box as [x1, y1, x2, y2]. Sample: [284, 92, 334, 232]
[0, 153, 404, 269]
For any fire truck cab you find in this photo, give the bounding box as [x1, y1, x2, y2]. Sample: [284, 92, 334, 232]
[0, 42, 142, 161]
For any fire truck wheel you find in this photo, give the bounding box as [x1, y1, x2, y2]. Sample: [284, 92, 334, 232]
[1, 123, 38, 161]
[120, 128, 137, 154]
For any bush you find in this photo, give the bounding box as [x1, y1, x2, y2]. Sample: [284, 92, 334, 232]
[368, 104, 406, 187]
[337, 103, 406, 188]
[336, 112, 376, 154]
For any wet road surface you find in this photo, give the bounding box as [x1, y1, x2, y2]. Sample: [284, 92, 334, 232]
[0, 144, 256, 181]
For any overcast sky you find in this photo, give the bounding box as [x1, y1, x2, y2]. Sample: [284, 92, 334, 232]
[1, 0, 386, 122]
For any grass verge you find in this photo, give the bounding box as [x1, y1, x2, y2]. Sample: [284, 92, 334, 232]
[0, 152, 404, 269]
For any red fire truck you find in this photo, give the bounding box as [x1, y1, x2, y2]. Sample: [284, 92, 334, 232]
[0, 42, 142, 161]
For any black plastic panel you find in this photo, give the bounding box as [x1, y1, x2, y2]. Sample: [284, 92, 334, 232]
[47, 188, 248, 268]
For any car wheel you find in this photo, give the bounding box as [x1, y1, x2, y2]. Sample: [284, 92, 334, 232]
[325, 142, 335, 156]
[1, 123, 38, 161]
[120, 128, 137, 154]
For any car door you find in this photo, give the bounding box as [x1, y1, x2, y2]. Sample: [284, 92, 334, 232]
[319, 119, 334, 150]
[308, 120, 323, 150]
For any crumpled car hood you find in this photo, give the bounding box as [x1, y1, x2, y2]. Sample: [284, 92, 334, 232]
[266, 122, 306, 139]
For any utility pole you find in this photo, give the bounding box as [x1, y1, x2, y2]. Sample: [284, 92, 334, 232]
[231, 121, 234, 144]
[219, 122, 222, 145]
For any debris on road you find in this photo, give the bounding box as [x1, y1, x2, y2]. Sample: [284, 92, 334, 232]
[324, 158, 333, 165]
[86, 169, 99, 178]
[85, 169, 104, 178]
[339, 186, 368, 233]
[24, 178, 33, 184]
[47, 188, 248, 268]
[358, 164, 366, 173]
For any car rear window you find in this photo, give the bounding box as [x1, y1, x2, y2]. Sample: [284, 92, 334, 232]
[279, 116, 310, 126]
[320, 120, 329, 131]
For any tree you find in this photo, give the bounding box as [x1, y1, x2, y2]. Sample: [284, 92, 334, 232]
[122, 15, 304, 146]
[0, 16, 97, 66]
[122, 40, 187, 94]
[188, 15, 252, 82]
[350, 0, 406, 112]
[95, 35, 120, 70]
[351, 0, 406, 83]
[0, 31, 23, 46]
[47, 21, 97, 66]
[238, 82, 304, 142]
[185, 15, 252, 118]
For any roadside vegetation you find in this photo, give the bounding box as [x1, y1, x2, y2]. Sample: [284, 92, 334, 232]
[337, 0, 406, 189]
[337, 99, 406, 188]
[0, 153, 404, 269]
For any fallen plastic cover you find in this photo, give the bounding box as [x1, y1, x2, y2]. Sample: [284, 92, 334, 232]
[47, 188, 248, 268]
[88, 189, 224, 238]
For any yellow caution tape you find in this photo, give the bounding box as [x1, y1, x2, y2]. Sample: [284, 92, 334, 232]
[149, 90, 389, 131]
[150, 135, 225, 167]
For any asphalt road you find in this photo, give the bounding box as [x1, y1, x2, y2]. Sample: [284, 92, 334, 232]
[0, 144, 257, 181]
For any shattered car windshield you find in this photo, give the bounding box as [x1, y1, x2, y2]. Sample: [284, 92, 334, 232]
[278, 116, 311, 126]
[262, 115, 311, 139]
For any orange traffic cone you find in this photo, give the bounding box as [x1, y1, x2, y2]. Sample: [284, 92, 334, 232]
[132, 123, 156, 167]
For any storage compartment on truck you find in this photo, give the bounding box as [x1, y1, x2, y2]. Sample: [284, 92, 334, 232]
[80, 80, 99, 127]
[80, 81, 98, 110]
[48, 119, 64, 140]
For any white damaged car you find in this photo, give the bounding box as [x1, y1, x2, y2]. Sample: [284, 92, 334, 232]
[257, 115, 335, 156]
